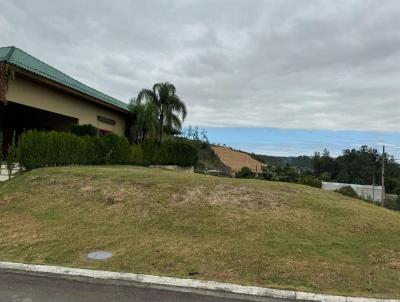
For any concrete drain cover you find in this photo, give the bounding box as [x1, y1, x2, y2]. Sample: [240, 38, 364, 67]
[87, 251, 113, 261]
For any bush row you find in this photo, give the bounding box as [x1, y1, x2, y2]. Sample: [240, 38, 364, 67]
[131, 141, 198, 167]
[18, 130, 197, 170]
[18, 131, 132, 169]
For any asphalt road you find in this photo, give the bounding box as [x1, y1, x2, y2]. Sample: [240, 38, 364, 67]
[0, 272, 244, 302]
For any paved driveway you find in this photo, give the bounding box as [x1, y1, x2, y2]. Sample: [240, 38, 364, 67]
[0, 272, 243, 302]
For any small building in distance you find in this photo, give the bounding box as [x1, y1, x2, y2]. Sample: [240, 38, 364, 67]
[322, 181, 383, 203]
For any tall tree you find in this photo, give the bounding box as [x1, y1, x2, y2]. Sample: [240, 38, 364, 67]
[128, 96, 158, 144]
[138, 82, 187, 143]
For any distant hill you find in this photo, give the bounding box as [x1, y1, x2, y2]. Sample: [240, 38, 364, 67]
[249, 154, 313, 169]
[185, 138, 312, 174]
[211, 146, 264, 174]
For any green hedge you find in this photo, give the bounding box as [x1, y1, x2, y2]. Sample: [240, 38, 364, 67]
[19, 130, 132, 169]
[18, 130, 197, 170]
[71, 124, 98, 137]
[132, 141, 198, 167]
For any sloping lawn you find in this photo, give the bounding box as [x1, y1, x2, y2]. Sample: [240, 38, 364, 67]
[0, 166, 399, 298]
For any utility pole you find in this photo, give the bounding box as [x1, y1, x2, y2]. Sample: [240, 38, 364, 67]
[372, 174, 375, 202]
[381, 145, 385, 207]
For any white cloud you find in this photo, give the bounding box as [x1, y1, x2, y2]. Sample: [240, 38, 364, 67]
[1, 0, 400, 131]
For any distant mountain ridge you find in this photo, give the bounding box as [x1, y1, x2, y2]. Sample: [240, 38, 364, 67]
[249, 153, 313, 169]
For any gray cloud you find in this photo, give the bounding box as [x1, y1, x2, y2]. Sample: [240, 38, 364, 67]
[1, 0, 400, 131]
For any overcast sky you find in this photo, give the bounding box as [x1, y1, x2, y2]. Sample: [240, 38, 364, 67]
[1, 0, 400, 156]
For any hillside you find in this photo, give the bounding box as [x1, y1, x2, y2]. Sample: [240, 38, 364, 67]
[190, 141, 232, 175]
[0, 166, 400, 297]
[211, 146, 264, 174]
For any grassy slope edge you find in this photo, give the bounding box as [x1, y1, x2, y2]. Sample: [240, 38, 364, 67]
[0, 166, 399, 297]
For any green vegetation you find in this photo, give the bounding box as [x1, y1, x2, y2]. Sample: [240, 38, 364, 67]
[124, 82, 195, 166]
[313, 146, 400, 194]
[0, 166, 399, 297]
[128, 97, 158, 144]
[18, 130, 132, 169]
[131, 140, 197, 167]
[298, 175, 322, 188]
[386, 195, 400, 211]
[249, 164, 322, 189]
[71, 124, 98, 137]
[335, 186, 359, 199]
[249, 146, 400, 210]
[17, 130, 197, 170]
[235, 166, 256, 178]
[251, 146, 400, 194]
[261, 164, 300, 183]
[251, 153, 313, 169]
[190, 141, 231, 175]
[179, 127, 231, 175]
[1, 82, 193, 172]
[129, 82, 187, 144]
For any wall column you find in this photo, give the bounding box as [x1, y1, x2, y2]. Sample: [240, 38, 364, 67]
[0, 63, 9, 104]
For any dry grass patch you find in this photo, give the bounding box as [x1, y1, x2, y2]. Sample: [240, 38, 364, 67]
[171, 183, 287, 210]
[211, 146, 264, 173]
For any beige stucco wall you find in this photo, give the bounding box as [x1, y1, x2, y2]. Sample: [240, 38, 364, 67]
[6, 76, 128, 135]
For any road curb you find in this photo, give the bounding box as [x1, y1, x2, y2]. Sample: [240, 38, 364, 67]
[0, 261, 398, 302]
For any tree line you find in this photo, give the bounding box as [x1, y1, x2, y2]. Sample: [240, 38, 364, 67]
[313, 146, 400, 194]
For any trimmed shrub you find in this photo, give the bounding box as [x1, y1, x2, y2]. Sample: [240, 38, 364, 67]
[19, 131, 83, 169]
[71, 124, 98, 137]
[18, 130, 132, 169]
[18, 131, 197, 170]
[335, 186, 359, 199]
[132, 140, 198, 167]
[97, 133, 132, 164]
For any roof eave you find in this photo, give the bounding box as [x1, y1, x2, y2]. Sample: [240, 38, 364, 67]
[10, 65, 130, 115]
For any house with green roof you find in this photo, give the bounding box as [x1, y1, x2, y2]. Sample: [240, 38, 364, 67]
[0, 46, 130, 146]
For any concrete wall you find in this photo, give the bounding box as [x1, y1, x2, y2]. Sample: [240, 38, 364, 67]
[6, 76, 127, 135]
[322, 181, 383, 203]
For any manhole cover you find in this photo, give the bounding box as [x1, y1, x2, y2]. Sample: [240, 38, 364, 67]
[87, 250, 113, 261]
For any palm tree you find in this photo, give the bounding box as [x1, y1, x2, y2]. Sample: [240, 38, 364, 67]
[138, 82, 187, 143]
[128, 97, 158, 144]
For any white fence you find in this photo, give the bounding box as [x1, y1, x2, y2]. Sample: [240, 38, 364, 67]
[322, 181, 383, 203]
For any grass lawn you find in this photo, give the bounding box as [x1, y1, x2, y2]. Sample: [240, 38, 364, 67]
[0, 166, 399, 298]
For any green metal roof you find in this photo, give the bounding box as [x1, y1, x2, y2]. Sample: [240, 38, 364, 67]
[0, 46, 129, 112]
